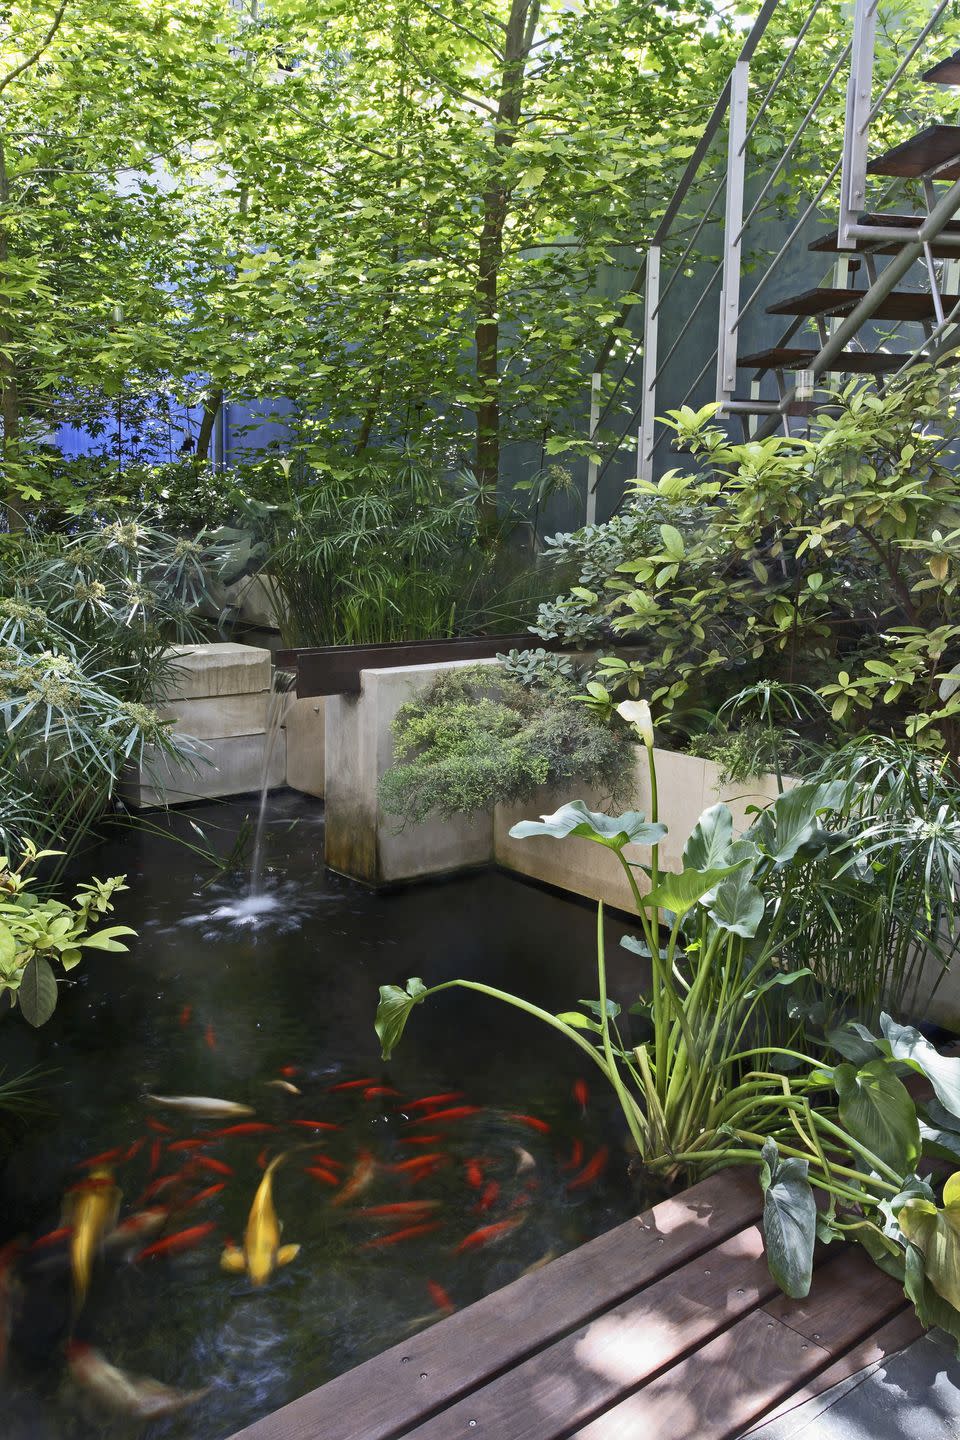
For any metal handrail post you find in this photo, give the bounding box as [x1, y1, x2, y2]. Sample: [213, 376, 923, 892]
[638, 245, 661, 480]
[838, 0, 878, 247]
[585, 371, 602, 525]
[718, 60, 750, 402]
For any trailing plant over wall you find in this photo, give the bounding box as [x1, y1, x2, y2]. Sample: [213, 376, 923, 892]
[376, 711, 960, 1341]
[0, 840, 134, 1026]
[378, 663, 634, 825]
[535, 369, 960, 755]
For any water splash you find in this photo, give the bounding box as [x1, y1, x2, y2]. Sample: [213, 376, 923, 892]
[249, 669, 296, 897]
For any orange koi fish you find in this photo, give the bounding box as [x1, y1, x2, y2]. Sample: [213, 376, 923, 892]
[290, 1120, 340, 1133]
[304, 1166, 339, 1187]
[361, 1222, 440, 1250]
[192, 1156, 233, 1178]
[455, 1217, 523, 1254]
[210, 1123, 275, 1138]
[104, 1209, 169, 1253]
[29, 1226, 72, 1252]
[355, 1201, 440, 1219]
[505, 1113, 550, 1135]
[168, 1139, 207, 1154]
[400, 1135, 443, 1146]
[561, 1139, 584, 1173]
[363, 1086, 400, 1100]
[147, 1118, 174, 1136]
[256, 1149, 269, 1171]
[567, 1145, 609, 1192]
[178, 1005, 192, 1027]
[328, 1077, 376, 1092]
[332, 1149, 376, 1207]
[137, 1222, 216, 1262]
[181, 1184, 226, 1211]
[77, 1148, 124, 1169]
[427, 1279, 454, 1315]
[573, 1079, 589, 1114]
[140, 1172, 189, 1204]
[464, 1159, 484, 1190]
[124, 1137, 146, 1162]
[409, 1107, 482, 1127]
[391, 1154, 445, 1173]
[475, 1180, 499, 1214]
[149, 1139, 163, 1175]
[279, 1066, 298, 1078]
[204, 1024, 217, 1051]
[404, 1092, 465, 1111]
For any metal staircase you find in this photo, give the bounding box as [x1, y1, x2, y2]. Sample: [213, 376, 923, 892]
[585, 0, 960, 515]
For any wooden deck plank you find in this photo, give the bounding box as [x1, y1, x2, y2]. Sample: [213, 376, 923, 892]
[569, 1309, 832, 1440]
[401, 1224, 778, 1440]
[230, 1169, 762, 1440]
[740, 1307, 922, 1436]
[568, 1248, 910, 1440]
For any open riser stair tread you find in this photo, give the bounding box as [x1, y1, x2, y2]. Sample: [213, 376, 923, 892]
[737, 347, 903, 375]
[866, 123, 960, 179]
[810, 212, 960, 257]
[766, 286, 960, 321]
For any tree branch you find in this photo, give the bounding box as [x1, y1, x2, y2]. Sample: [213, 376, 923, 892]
[412, 1, 504, 61]
[0, 0, 70, 95]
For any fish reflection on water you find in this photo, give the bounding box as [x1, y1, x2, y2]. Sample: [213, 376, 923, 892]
[1, 1061, 608, 1428]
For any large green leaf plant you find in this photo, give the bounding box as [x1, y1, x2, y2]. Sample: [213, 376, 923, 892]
[376, 708, 960, 1340]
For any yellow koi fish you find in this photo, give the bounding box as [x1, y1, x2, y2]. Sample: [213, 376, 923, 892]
[64, 1168, 120, 1308]
[220, 1153, 298, 1287]
[67, 1342, 210, 1418]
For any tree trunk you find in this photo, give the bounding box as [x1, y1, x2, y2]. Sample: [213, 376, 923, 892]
[195, 388, 223, 462]
[472, 0, 540, 537]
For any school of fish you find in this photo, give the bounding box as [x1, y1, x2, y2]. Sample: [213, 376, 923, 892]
[1, 1016, 608, 1424]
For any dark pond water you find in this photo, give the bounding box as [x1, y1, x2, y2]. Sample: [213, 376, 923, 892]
[0, 792, 648, 1439]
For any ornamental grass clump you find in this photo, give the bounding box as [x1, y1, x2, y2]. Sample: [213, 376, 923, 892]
[377, 664, 635, 825]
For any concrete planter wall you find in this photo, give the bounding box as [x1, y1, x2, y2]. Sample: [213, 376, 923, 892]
[324, 661, 493, 884]
[318, 657, 782, 893]
[124, 642, 285, 807]
[494, 749, 784, 910]
[284, 696, 326, 799]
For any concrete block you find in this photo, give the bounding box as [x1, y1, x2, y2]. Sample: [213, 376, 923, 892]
[158, 691, 270, 740]
[284, 696, 326, 798]
[162, 642, 271, 701]
[123, 731, 286, 807]
[324, 661, 494, 885]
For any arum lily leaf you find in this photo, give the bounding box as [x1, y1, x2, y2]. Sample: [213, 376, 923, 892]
[647, 862, 748, 918]
[826, 1021, 883, 1066]
[375, 977, 428, 1061]
[749, 781, 845, 866]
[509, 801, 666, 852]
[899, 1171, 960, 1312]
[18, 956, 58, 1028]
[577, 997, 621, 1019]
[556, 1011, 602, 1033]
[620, 935, 668, 962]
[759, 1137, 816, 1299]
[903, 1241, 960, 1349]
[683, 804, 734, 870]
[881, 1014, 960, 1121]
[919, 1122, 960, 1164]
[834, 1058, 920, 1176]
[707, 865, 765, 937]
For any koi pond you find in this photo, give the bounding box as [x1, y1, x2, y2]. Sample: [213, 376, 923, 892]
[0, 792, 644, 1439]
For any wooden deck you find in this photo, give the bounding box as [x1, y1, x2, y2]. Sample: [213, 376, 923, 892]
[232, 1168, 922, 1440]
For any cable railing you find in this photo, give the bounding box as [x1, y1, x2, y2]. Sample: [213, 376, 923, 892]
[586, 0, 960, 507]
